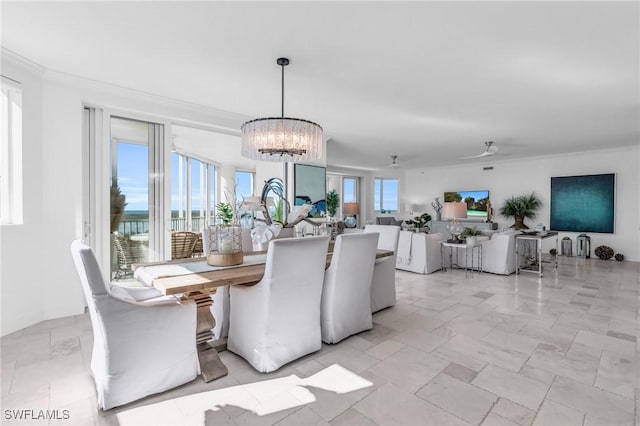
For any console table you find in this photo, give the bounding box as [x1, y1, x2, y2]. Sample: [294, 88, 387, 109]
[431, 221, 498, 238]
[515, 231, 559, 278]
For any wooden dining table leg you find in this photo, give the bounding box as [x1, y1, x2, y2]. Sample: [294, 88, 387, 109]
[184, 289, 228, 382]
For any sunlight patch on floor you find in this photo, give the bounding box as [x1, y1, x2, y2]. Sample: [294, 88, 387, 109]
[116, 364, 372, 425]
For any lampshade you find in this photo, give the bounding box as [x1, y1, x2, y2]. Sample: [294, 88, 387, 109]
[343, 202, 359, 215]
[240, 196, 262, 209]
[406, 203, 418, 213]
[240, 58, 323, 162]
[442, 202, 468, 220]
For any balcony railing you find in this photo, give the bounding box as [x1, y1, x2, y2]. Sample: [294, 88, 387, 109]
[117, 216, 208, 236]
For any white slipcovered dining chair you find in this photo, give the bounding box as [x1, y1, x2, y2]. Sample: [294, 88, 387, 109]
[227, 236, 330, 373]
[363, 224, 400, 312]
[321, 232, 379, 344]
[70, 240, 199, 410]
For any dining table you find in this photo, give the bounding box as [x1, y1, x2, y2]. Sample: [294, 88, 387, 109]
[133, 242, 394, 382]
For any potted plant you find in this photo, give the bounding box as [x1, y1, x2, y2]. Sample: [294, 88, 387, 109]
[499, 192, 541, 230]
[326, 190, 339, 218]
[405, 213, 432, 232]
[461, 226, 483, 245]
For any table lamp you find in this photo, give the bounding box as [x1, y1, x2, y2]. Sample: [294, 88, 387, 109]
[343, 202, 359, 228]
[442, 202, 467, 243]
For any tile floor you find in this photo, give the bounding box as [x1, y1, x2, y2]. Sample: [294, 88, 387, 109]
[1, 257, 638, 425]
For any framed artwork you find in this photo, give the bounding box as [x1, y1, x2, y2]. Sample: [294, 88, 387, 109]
[294, 164, 326, 217]
[550, 173, 615, 233]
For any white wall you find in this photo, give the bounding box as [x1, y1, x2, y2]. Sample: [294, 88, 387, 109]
[404, 146, 640, 261]
[1, 51, 249, 335]
[0, 56, 45, 335]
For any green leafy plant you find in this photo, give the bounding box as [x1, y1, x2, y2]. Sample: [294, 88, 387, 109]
[499, 192, 541, 229]
[405, 213, 432, 230]
[110, 182, 127, 233]
[326, 190, 339, 217]
[215, 202, 234, 225]
[272, 199, 287, 225]
[460, 226, 483, 238]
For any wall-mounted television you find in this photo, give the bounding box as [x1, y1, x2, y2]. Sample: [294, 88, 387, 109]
[444, 190, 490, 219]
[550, 173, 615, 233]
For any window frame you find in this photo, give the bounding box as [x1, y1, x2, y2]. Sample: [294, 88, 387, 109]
[373, 177, 399, 213]
[1, 76, 23, 225]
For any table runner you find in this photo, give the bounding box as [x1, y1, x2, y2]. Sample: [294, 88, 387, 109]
[134, 254, 268, 286]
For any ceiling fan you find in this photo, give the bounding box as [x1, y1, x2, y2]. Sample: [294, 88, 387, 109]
[388, 155, 400, 168]
[460, 141, 498, 159]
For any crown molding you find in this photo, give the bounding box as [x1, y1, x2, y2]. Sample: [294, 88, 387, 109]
[1, 47, 46, 75]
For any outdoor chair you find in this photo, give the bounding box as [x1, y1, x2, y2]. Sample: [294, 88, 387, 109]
[171, 231, 199, 259]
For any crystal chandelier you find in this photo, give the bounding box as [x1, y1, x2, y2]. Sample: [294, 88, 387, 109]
[240, 58, 323, 162]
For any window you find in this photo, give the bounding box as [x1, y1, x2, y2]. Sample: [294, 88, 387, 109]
[171, 152, 216, 231]
[235, 171, 254, 204]
[374, 178, 398, 213]
[343, 177, 358, 203]
[1, 76, 23, 225]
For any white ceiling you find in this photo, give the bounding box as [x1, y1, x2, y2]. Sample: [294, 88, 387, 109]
[2, 1, 638, 170]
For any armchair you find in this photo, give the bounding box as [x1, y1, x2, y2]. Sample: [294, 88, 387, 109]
[480, 231, 519, 275]
[395, 232, 446, 274]
[70, 240, 199, 410]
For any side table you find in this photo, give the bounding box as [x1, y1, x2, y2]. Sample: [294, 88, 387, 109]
[440, 241, 483, 278]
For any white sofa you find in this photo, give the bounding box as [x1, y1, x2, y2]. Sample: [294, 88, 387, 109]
[480, 230, 520, 275]
[395, 231, 447, 274]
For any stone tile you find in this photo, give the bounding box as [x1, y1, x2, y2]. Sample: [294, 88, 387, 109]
[305, 370, 383, 423]
[525, 347, 598, 385]
[433, 347, 488, 372]
[386, 311, 450, 333]
[518, 324, 576, 352]
[434, 315, 497, 339]
[49, 372, 96, 407]
[392, 327, 448, 353]
[315, 345, 380, 374]
[1, 360, 15, 396]
[532, 399, 584, 426]
[329, 408, 377, 426]
[546, 376, 634, 425]
[439, 334, 529, 372]
[442, 362, 479, 383]
[484, 293, 526, 309]
[353, 382, 470, 426]
[365, 339, 405, 360]
[574, 330, 636, 356]
[366, 346, 449, 393]
[473, 291, 495, 299]
[594, 350, 636, 398]
[277, 406, 329, 425]
[472, 365, 549, 410]
[491, 398, 536, 426]
[482, 412, 520, 426]
[605, 330, 636, 343]
[482, 329, 540, 355]
[357, 323, 398, 345]
[416, 373, 498, 425]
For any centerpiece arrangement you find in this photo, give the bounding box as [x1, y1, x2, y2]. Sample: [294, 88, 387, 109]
[207, 199, 244, 267]
[251, 178, 313, 247]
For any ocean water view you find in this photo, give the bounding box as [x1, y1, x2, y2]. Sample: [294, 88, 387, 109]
[118, 210, 208, 235]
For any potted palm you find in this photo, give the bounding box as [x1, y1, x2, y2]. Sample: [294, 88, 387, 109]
[499, 192, 541, 230]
